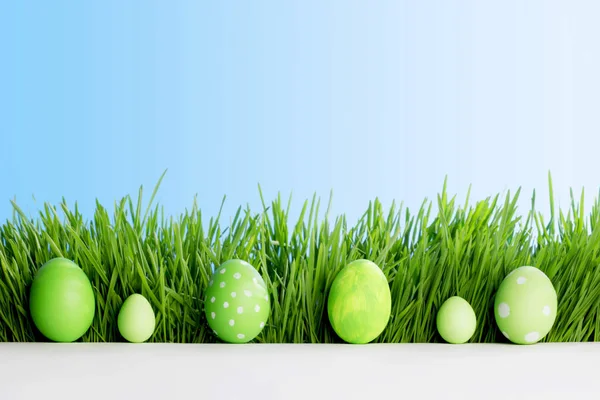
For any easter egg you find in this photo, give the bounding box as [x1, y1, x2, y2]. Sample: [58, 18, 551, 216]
[494, 266, 557, 344]
[327, 259, 391, 344]
[204, 259, 270, 343]
[29, 257, 95, 342]
[118, 294, 156, 343]
[436, 296, 477, 344]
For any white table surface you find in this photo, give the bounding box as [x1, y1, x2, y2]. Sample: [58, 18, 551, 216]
[0, 342, 594, 399]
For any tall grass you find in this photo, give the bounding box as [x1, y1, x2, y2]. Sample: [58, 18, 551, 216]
[1, 174, 600, 343]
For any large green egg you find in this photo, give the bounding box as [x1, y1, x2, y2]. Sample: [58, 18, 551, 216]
[204, 259, 270, 343]
[327, 259, 391, 344]
[29, 257, 96, 342]
[494, 266, 557, 344]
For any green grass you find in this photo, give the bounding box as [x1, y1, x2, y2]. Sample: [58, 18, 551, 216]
[1, 173, 600, 343]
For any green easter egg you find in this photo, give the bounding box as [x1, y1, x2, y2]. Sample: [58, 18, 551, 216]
[436, 296, 477, 344]
[29, 257, 96, 342]
[327, 259, 391, 344]
[118, 294, 156, 343]
[204, 259, 270, 343]
[494, 266, 557, 344]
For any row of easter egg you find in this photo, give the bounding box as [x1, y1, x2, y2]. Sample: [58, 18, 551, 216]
[27, 257, 557, 345]
[27, 257, 271, 343]
[328, 260, 558, 345]
[315, 260, 558, 345]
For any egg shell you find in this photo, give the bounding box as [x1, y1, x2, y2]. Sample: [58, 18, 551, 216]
[118, 294, 156, 343]
[327, 259, 391, 344]
[494, 266, 557, 344]
[29, 257, 96, 342]
[436, 296, 477, 344]
[204, 259, 270, 343]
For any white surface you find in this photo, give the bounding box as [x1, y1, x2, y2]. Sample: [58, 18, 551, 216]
[0, 343, 595, 399]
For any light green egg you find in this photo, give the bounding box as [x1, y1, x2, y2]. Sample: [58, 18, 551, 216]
[436, 296, 477, 344]
[494, 266, 557, 344]
[118, 294, 156, 343]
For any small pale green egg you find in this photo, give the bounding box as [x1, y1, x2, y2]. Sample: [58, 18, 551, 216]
[118, 294, 156, 343]
[436, 296, 477, 344]
[494, 266, 557, 345]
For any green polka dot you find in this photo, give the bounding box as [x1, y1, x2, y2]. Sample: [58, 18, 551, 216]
[494, 266, 557, 345]
[205, 259, 270, 343]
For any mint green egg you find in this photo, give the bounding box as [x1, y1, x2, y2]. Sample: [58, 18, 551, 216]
[436, 296, 477, 344]
[118, 294, 156, 343]
[494, 266, 557, 344]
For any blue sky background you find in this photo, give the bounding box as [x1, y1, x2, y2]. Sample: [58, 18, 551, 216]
[1, 1, 599, 225]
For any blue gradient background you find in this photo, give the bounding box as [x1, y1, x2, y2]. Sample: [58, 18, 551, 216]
[1, 1, 599, 223]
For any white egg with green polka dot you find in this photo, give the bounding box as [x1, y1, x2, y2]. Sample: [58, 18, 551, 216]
[494, 266, 557, 345]
[204, 259, 270, 343]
